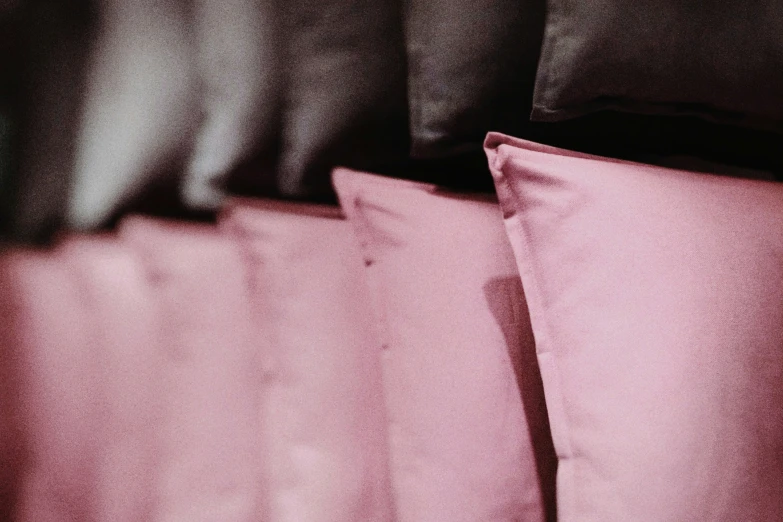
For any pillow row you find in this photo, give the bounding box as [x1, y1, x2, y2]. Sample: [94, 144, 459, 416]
[1, 0, 409, 242]
[1, 212, 395, 522]
[6, 0, 783, 244]
[0, 183, 558, 521]
[3, 144, 781, 521]
[333, 140, 783, 521]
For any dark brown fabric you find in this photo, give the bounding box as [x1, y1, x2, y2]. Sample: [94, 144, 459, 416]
[271, 0, 409, 202]
[405, 0, 545, 159]
[1, 0, 93, 245]
[532, 0, 783, 131]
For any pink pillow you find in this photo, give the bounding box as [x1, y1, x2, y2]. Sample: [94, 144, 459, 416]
[1, 237, 164, 521]
[332, 168, 557, 522]
[485, 132, 783, 521]
[58, 236, 165, 522]
[219, 199, 394, 522]
[119, 218, 264, 522]
[1, 247, 100, 522]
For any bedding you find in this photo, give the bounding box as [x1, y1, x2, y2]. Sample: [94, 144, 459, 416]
[58, 236, 165, 522]
[5, 246, 100, 521]
[67, 0, 197, 230]
[334, 168, 557, 522]
[485, 132, 783, 521]
[183, 0, 278, 211]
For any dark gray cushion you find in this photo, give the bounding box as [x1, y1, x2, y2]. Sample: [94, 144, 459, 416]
[532, 0, 783, 130]
[182, 0, 279, 211]
[272, 0, 409, 201]
[405, 0, 545, 159]
[1, 0, 93, 244]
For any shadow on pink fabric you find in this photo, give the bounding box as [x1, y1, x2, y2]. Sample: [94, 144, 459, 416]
[333, 168, 557, 522]
[485, 132, 783, 521]
[119, 217, 265, 522]
[0, 249, 46, 522]
[0, 252, 25, 522]
[219, 199, 394, 522]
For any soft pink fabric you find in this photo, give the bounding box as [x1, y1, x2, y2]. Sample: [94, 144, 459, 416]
[58, 236, 164, 522]
[4, 246, 102, 522]
[485, 132, 783, 521]
[219, 199, 394, 522]
[119, 217, 264, 522]
[0, 238, 168, 521]
[333, 168, 557, 522]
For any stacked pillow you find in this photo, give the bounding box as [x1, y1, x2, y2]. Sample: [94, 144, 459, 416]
[219, 198, 395, 521]
[529, 0, 783, 176]
[532, 0, 783, 129]
[182, 0, 278, 211]
[485, 132, 783, 520]
[67, 0, 197, 231]
[266, 0, 408, 201]
[404, 0, 544, 159]
[3, 246, 100, 521]
[119, 217, 265, 521]
[334, 168, 557, 521]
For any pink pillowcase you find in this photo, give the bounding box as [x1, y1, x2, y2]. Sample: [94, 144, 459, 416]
[219, 199, 394, 522]
[1, 236, 168, 521]
[119, 217, 264, 522]
[485, 132, 783, 521]
[2, 246, 100, 522]
[59, 236, 165, 522]
[332, 168, 557, 522]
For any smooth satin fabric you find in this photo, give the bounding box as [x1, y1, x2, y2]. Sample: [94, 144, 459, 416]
[532, 0, 783, 130]
[486, 132, 783, 521]
[1, 226, 268, 521]
[59, 237, 165, 522]
[7, 247, 102, 522]
[1, 237, 165, 521]
[334, 168, 557, 522]
[220, 199, 394, 522]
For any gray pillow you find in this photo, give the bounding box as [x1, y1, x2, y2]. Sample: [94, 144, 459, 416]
[272, 0, 409, 201]
[532, 0, 783, 130]
[405, 0, 545, 158]
[182, 0, 278, 211]
[66, 0, 198, 231]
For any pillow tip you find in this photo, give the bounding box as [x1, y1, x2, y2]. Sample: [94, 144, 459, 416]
[483, 131, 509, 152]
[483, 132, 515, 182]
